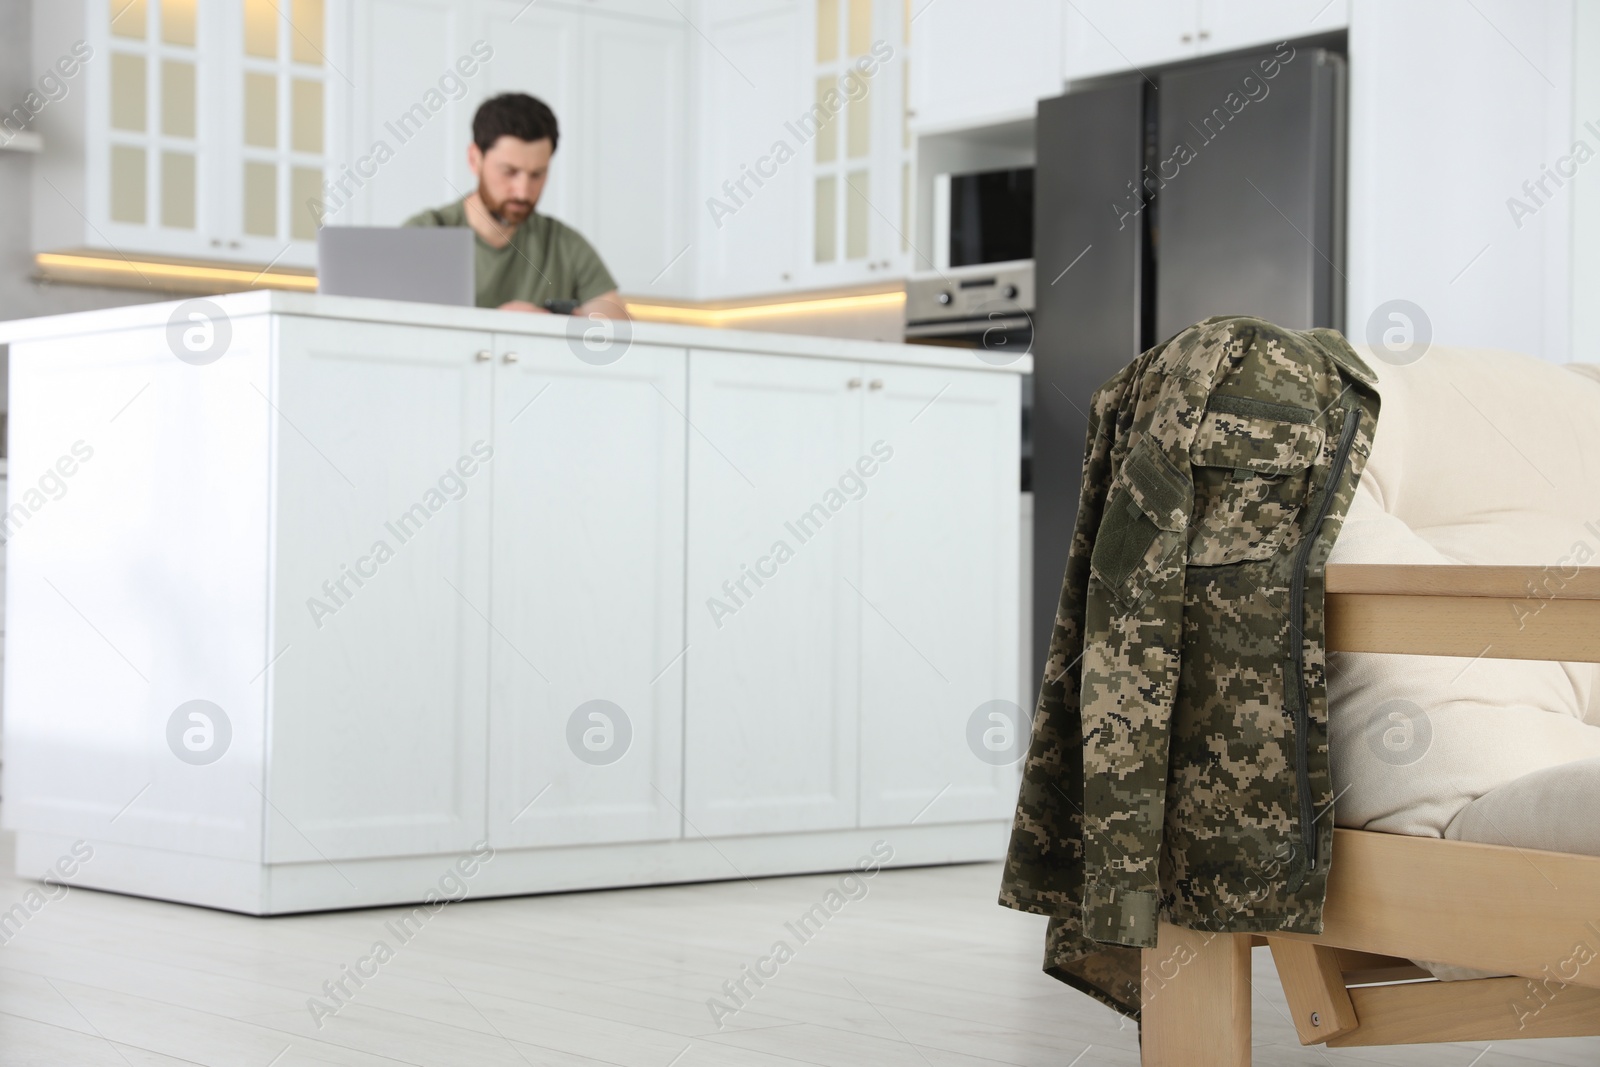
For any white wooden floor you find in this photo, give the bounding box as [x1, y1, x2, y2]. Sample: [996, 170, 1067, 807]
[0, 832, 1595, 1067]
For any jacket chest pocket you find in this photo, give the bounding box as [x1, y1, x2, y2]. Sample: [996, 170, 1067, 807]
[1187, 401, 1324, 567]
[1090, 437, 1190, 608]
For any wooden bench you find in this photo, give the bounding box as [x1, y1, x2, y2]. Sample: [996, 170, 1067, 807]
[1141, 564, 1600, 1065]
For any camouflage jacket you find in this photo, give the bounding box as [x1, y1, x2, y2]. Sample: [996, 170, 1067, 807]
[999, 317, 1380, 1019]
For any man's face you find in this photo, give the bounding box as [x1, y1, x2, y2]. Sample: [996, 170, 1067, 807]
[468, 135, 552, 226]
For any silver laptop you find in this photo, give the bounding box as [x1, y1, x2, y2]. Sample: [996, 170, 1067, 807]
[317, 226, 475, 307]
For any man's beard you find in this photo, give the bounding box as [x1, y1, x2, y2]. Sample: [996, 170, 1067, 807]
[479, 180, 533, 226]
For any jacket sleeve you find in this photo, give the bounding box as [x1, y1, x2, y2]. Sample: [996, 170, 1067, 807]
[1077, 370, 1203, 948]
[999, 365, 1130, 917]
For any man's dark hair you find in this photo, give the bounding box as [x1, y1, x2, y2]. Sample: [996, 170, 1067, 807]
[472, 93, 559, 154]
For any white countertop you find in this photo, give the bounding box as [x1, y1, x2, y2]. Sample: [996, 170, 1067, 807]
[0, 290, 1033, 375]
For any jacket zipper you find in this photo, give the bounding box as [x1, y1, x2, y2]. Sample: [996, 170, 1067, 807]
[1289, 404, 1361, 875]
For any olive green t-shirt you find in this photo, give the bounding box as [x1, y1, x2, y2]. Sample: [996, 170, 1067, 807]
[403, 200, 618, 310]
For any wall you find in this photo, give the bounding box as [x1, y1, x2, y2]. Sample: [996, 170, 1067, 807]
[1347, 0, 1574, 361]
[0, 1, 181, 331]
[1574, 0, 1600, 365]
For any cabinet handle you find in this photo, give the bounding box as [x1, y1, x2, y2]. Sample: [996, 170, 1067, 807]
[1198, 29, 1211, 40]
[1181, 32, 1193, 42]
[503, 352, 520, 364]
[475, 350, 492, 362]
[847, 377, 863, 389]
[869, 379, 883, 390]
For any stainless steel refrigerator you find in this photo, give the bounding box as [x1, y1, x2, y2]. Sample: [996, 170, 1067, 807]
[1030, 44, 1346, 679]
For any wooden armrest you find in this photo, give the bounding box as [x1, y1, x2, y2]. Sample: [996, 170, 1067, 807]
[1325, 564, 1600, 663]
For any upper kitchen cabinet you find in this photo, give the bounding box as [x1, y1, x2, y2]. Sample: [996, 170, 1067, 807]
[233, 0, 338, 263]
[907, 0, 1063, 134]
[1062, 0, 1197, 80]
[803, 0, 911, 288]
[695, 3, 809, 298]
[333, 0, 477, 235]
[1062, 0, 1348, 81]
[539, 0, 684, 20]
[580, 14, 690, 296]
[32, 0, 338, 268]
[1198, 1, 1350, 55]
[699, 0, 797, 19]
[335, 0, 691, 296]
[696, 0, 909, 299]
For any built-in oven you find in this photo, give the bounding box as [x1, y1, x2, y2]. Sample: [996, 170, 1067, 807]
[904, 260, 1034, 490]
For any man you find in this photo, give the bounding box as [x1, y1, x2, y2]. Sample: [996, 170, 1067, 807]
[406, 93, 627, 319]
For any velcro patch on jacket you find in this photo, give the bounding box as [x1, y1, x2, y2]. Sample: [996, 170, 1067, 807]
[1191, 400, 1324, 477]
[1121, 437, 1191, 532]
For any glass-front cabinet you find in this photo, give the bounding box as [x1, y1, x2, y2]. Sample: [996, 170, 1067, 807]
[805, 0, 910, 287]
[85, 0, 332, 266]
[237, 0, 332, 257]
[45, 0, 916, 289]
[104, 0, 200, 240]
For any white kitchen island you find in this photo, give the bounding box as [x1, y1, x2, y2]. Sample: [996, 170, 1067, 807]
[0, 292, 1026, 914]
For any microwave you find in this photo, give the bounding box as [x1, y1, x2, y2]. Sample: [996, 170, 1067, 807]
[932, 166, 1035, 271]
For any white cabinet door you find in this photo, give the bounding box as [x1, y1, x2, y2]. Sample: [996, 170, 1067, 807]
[909, 0, 1063, 132]
[551, 0, 684, 23]
[701, 0, 795, 19]
[487, 335, 687, 849]
[477, 1, 583, 228]
[582, 15, 692, 295]
[1063, 0, 1348, 81]
[1063, 0, 1199, 81]
[697, 5, 808, 298]
[1197, 0, 1350, 56]
[858, 364, 1020, 826]
[340, 0, 477, 226]
[267, 318, 493, 862]
[685, 350, 863, 836]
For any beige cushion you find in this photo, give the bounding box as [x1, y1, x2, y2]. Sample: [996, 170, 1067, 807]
[1418, 757, 1600, 981]
[1446, 756, 1600, 855]
[1327, 347, 1600, 841]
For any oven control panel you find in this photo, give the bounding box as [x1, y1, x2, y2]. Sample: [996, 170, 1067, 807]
[905, 261, 1034, 325]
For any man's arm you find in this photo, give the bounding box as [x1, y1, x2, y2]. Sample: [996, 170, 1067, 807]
[496, 293, 626, 316]
[575, 290, 629, 320]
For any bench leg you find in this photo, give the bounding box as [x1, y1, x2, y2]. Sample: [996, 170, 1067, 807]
[1140, 922, 1252, 1067]
[1266, 938, 1359, 1044]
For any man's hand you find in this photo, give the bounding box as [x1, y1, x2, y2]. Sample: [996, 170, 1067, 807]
[498, 300, 551, 314]
[574, 290, 631, 321]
